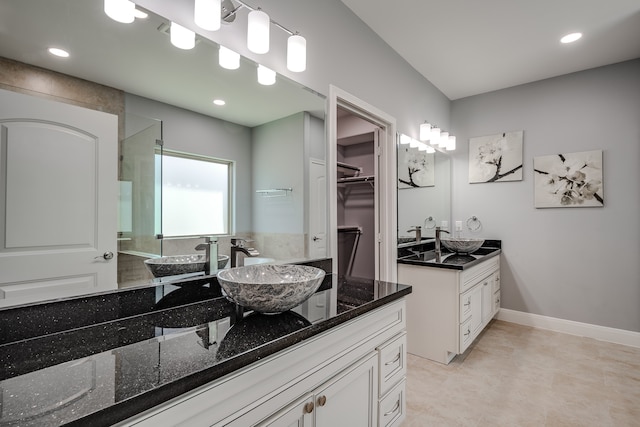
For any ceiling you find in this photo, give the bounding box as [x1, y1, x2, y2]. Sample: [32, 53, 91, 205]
[341, 0, 640, 100]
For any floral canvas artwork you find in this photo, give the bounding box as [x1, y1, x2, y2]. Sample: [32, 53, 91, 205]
[533, 150, 603, 208]
[469, 131, 524, 183]
[398, 146, 435, 188]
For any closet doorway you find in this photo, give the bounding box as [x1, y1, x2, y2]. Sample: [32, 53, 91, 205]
[328, 86, 397, 283]
[336, 108, 379, 280]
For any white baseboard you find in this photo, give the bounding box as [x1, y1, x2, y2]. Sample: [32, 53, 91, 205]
[496, 308, 640, 349]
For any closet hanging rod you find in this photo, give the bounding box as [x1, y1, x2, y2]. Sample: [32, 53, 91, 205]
[338, 225, 363, 233]
[337, 162, 362, 173]
[337, 175, 375, 184]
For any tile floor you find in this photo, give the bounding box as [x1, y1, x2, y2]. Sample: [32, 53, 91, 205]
[402, 320, 640, 426]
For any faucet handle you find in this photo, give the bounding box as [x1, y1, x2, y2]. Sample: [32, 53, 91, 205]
[200, 236, 218, 244]
[230, 237, 254, 246]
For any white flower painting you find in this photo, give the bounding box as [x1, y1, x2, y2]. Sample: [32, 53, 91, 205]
[398, 146, 435, 188]
[534, 150, 603, 208]
[469, 131, 524, 183]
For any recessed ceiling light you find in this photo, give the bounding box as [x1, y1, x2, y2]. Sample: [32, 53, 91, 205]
[560, 32, 582, 44]
[133, 9, 148, 19]
[213, 99, 226, 106]
[48, 47, 70, 58]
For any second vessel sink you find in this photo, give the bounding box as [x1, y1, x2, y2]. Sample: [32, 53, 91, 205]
[440, 238, 484, 254]
[216, 264, 325, 313]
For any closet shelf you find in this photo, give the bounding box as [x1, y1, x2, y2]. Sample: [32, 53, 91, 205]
[255, 188, 293, 197]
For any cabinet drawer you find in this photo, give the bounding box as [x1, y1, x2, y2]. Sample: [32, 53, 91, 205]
[459, 317, 474, 353]
[492, 272, 501, 293]
[459, 291, 472, 322]
[377, 333, 406, 397]
[378, 379, 405, 427]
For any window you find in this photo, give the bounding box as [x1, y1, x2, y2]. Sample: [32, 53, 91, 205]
[160, 150, 232, 237]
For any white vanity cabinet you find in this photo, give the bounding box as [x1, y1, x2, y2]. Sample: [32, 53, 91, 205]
[118, 299, 407, 427]
[400, 255, 500, 364]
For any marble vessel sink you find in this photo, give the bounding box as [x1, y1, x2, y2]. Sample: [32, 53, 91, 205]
[216, 264, 326, 313]
[440, 238, 485, 254]
[144, 254, 230, 278]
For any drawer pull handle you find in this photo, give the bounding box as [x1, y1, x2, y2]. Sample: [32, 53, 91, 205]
[384, 400, 400, 416]
[385, 353, 401, 366]
[463, 301, 471, 307]
[317, 395, 327, 407]
[303, 402, 314, 414]
[464, 328, 471, 337]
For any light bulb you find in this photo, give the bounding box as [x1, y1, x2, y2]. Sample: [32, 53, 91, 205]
[104, 0, 135, 23]
[247, 9, 270, 54]
[287, 34, 306, 72]
[419, 122, 431, 141]
[170, 22, 195, 50]
[257, 64, 276, 85]
[431, 127, 441, 146]
[439, 131, 449, 147]
[195, 0, 221, 31]
[219, 46, 240, 69]
[447, 135, 456, 151]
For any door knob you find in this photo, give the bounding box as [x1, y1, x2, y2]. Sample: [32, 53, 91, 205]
[95, 251, 114, 260]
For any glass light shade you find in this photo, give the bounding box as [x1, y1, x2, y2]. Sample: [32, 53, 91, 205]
[399, 134, 411, 145]
[447, 135, 456, 151]
[418, 143, 428, 151]
[426, 145, 436, 154]
[219, 46, 240, 69]
[170, 22, 195, 49]
[430, 127, 441, 146]
[247, 10, 270, 54]
[419, 122, 431, 141]
[409, 138, 419, 148]
[439, 131, 449, 147]
[257, 64, 276, 85]
[195, 0, 221, 31]
[104, 0, 135, 23]
[287, 35, 306, 72]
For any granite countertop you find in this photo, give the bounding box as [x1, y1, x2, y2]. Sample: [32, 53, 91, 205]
[0, 260, 411, 427]
[397, 239, 502, 270]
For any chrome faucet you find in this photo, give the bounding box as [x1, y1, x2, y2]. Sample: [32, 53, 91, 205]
[434, 226, 450, 261]
[195, 236, 218, 275]
[407, 225, 422, 243]
[230, 238, 259, 268]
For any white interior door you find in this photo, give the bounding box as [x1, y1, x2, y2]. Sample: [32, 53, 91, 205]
[0, 89, 118, 307]
[308, 159, 326, 259]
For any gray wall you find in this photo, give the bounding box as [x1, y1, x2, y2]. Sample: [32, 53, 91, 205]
[450, 59, 640, 332]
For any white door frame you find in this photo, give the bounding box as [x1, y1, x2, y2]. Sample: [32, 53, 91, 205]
[328, 85, 397, 282]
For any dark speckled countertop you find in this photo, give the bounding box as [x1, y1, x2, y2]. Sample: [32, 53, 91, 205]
[0, 259, 411, 427]
[397, 239, 502, 270]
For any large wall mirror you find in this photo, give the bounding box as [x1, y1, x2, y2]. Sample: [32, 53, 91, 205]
[0, 0, 326, 294]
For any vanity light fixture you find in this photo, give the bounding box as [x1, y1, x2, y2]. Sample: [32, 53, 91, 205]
[399, 134, 411, 145]
[195, 0, 222, 31]
[219, 45, 240, 69]
[247, 9, 270, 54]
[430, 127, 441, 146]
[420, 122, 432, 141]
[257, 64, 276, 85]
[170, 22, 196, 49]
[48, 47, 70, 58]
[560, 32, 582, 44]
[104, 0, 135, 24]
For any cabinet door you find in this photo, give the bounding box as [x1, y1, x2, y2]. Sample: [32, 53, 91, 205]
[481, 276, 494, 324]
[260, 394, 314, 427]
[315, 352, 378, 427]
